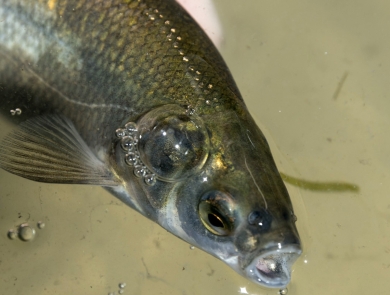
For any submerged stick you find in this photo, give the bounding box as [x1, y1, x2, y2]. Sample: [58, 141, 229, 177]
[280, 172, 359, 193]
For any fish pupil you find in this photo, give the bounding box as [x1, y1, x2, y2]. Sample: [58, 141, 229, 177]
[208, 213, 224, 228]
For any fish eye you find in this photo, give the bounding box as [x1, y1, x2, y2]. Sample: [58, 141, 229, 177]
[198, 191, 236, 236]
[137, 105, 210, 182]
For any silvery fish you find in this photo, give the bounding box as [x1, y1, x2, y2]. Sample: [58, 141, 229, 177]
[0, 0, 301, 288]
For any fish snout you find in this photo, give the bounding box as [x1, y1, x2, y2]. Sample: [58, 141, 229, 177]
[248, 244, 301, 288]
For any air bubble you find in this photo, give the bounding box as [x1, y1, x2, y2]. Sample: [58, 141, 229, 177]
[165, 20, 170, 25]
[37, 221, 45, 229]
[279, 288, 288, 295]
[18, 223, 36, 241]
[144, 174, 156, 186]
[178, 49, 185, 55]
[7, 229, 17, 240]
[10, 108, 22, 116]
[124, 122, 137, 133]
[189, 246, 195, 250]
[208, 84, 213, 89]
[118, 290, 124, 294]
[125, 152, 139, 166]
[195, 71, 201, 75]
[121, 136, 135, 151]
[116, 128, 126, 138]
[134, 165, 146, 178]
[170, 28, 176, 33]
[176, 36, 182, 41]
[183, 56, 189, 62]
[205, 100, 211, 105]
[172, 42, 179, 48]
[119, 282, 126, 289]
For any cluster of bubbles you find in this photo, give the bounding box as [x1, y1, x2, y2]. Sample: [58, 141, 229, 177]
[115, 122, 156, 186]
[10, 108, 22, 115]
[108, 282, 126, 295]
[7, 221, 45, 242]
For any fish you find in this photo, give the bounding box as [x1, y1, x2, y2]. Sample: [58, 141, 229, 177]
[0, 0, 302, 288]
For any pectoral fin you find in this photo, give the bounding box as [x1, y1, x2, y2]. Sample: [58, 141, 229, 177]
[0, 114, 118, 186]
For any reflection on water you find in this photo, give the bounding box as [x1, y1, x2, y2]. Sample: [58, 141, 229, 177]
[1, 0, 390, 294]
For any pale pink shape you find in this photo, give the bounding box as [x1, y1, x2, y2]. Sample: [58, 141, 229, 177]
[176, 0, 223, 49]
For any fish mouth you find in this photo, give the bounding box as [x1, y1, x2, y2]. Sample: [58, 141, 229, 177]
[245, 245, 302, 288]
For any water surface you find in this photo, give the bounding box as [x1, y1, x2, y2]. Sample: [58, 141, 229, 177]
[1, 0, 390, 294]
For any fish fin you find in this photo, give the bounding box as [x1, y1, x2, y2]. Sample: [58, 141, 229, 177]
[0, 114, 118, 186]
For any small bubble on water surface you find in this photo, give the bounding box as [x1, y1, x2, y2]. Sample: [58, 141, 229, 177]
[189, 245, 195, 250]
[118, 290, 124, 294]
[124, 122, 137, 133]
[134, 165, 146, 178]
[115, 128, 125, 138]
[183, 56, 189, 62]
[10, 108, 22, 115]
[144, 174, 156, 186]
[125, 152, 139, 166]
[119, 282, 126, 289]
[7, 229, 17, 240]
[279, 288, 288, 295]
[121, 136, 135, 151]
[18, 223, 36, 241]
[108, 293, 115, 295]
[37, 221, 45, 229]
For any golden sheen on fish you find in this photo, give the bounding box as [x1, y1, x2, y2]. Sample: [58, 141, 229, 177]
[0, 0, 301, 288]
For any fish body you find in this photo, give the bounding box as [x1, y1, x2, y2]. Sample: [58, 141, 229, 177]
[0, 0, 301, 288]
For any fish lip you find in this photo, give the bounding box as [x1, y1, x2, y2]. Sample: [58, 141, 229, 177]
[244, 244, 302, 288]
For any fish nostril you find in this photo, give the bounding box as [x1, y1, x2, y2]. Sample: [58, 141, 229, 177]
[248, 209, 272, 231]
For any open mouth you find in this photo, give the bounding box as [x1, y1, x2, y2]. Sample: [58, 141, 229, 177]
[246, 245, 301, 288]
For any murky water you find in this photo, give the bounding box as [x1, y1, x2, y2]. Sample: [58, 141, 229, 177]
[1, 0, 390, 294]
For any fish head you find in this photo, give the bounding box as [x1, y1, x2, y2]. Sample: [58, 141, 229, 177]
[112, 104, 301, 288]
